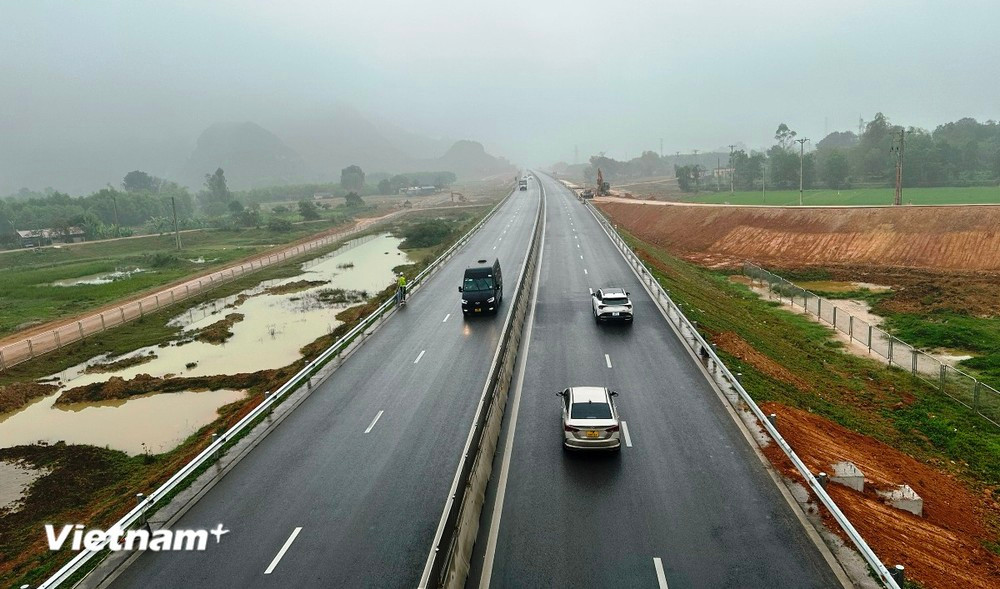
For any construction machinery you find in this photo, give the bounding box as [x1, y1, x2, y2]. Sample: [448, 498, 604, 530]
[596, 168, 610, 196]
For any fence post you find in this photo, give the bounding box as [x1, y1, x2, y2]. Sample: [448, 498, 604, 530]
[817, 298, 822, 319]
[139, 301, 144, 318]
[100, 313, 106, 331]
[868, 325, 872, 352]
[832, 306, 837, 329]
[155, 294, 160, 308]
[940, 364, 946, 393]
[911, 350, 918, 374]
[888, 337, 893, 366]
[849, 315, 854, 339]
[78, 321, 84, 340]
[974, 381, 981, 411]
[170, 290, 175, 304]
[27, 339, 34, 359]
[120, 307, 126, 323]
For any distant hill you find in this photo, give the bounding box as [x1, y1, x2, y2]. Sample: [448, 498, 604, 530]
[419, 140, 514, 179]
[182, 122, 309, 190]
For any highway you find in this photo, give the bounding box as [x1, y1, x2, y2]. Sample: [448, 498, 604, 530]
[108, 184, 540, 588]
[467, 173, 843, 588]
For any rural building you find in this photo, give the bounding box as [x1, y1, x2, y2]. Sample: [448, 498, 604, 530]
[16, 227, 86, 247]
[398, 186, 437, 196]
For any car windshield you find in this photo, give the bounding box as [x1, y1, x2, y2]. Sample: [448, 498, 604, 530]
[603, 297, 627, 305]
[571, 402, 612, 420]
[463, 276, 494, 292]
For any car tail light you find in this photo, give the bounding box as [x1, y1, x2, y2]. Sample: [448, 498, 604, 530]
[564, 425, 580, 432]
[605, 425, 620, 433]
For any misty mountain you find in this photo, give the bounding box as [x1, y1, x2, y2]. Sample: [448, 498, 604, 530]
[423, 140, 514, 179]
[182, 122, 309, 191]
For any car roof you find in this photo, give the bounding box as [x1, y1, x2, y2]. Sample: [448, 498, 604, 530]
[601, 287, 627, 296]
[569, 386, 610, 404]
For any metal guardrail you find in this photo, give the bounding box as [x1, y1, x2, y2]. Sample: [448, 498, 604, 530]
[36, 187, 516, 589]
[420, 181, 545, 589]
[582, 199, 901, 589]
[744, 262, 1000, 428]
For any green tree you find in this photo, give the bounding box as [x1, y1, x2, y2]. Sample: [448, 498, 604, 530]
[200, 168, 233, 215]
[344, 192, 365, 207]
[377, 178, 392, 195]
[823, 150, 850, 189]
[122, 170, 160, 192]
[298, 199, 320, 220]
[774, 123, 797, 150]
[341, 165, 365, 191]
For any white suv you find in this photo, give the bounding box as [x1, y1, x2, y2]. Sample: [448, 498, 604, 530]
[592, 287, 633, 323]
[557, 387, 621, 451]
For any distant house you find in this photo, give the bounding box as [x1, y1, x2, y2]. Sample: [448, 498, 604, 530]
[17, 227, 86, 248]
[313, 192, 334, 200]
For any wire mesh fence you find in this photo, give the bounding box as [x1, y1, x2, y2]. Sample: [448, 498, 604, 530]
[744, 262, 999, 428]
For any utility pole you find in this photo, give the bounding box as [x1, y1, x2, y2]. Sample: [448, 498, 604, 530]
[761, 159, 766, 203]
[717, 157, 722, 191]
[795, 137, 810, 206]
[891, 129, 905, 205]
[171, 196, 181, 250]
[728, 145, 736, 194]
[659, 138, 663, 158]
[111, 192, 120, 238]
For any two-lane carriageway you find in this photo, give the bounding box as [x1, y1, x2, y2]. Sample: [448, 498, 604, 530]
[109, 182, 541, 588]
[469, 173, 844, 588]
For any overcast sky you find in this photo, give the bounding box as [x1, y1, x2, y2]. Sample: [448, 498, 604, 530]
[2, 0, 999, 189]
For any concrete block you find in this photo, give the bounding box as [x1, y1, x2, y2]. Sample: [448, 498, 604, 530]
[878, 484, 923, 516]
[830, 461, 865, 492]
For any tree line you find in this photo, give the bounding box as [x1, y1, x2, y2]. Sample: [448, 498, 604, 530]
[584, 114, 1000, 192]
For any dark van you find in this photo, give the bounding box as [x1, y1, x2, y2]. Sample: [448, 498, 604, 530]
[459, 258, 503, 316]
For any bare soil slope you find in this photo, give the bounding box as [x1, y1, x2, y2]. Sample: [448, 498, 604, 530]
[597, 201, 1000, 272]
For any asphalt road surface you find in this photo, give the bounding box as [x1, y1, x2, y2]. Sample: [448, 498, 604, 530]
[467, 173, 842, 588]
[109, 183, 540, 588]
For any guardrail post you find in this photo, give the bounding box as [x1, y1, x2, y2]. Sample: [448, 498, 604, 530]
[212, 433, 220, 461]
[816, 472, 828, 488]
[136, 493, 147, 527]
[849, 315, 853, 339]
[888, 337, 894, 366]
[170, 290, 175, 304]
[817, 298, 822, 319]
[868, 325, 873, 352]
[138, 301, 144, 317]
[26, 339, 33, 359]
[767, 413, 777, 428]
[832, 306, 837, 328]
[889, 564, 905, 584]
[911, 350, 918, 375]
[0, 349, 6, 371]
[940, 364, 946, 392]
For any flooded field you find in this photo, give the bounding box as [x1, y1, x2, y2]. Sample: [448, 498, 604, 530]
[0, 233, 411, 455]
[0, 460, 48, 512]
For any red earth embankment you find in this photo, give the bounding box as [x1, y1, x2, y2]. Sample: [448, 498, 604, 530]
[596, 201, 1000, 271]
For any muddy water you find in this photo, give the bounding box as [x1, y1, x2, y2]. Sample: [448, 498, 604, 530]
[51, 268, 148, 286]
[0, 233, 412, 455]
[0, 389, 246, 454]
[0, 460, 48, 512]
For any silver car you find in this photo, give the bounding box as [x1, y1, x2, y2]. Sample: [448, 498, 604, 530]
[592, 287, 633, 323]
[557, 386, 621, 451]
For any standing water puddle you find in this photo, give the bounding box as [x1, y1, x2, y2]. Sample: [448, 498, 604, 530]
[0, 234, 413, 454]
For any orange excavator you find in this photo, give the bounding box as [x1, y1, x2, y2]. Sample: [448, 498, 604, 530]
[596, 168, 610, 196]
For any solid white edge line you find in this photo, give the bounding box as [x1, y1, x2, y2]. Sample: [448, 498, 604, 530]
[621, 420, 633, 447]
[479, 178, 547, 589]
[264, 527, 302, 575]
[364, 410, 384, 434]
[605, 353, 612, 368]
[414, 350, 426, 364]
[653, 557, 669, 588]
[443, 313, 451, 322]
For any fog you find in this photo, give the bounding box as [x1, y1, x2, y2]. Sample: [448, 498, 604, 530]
[2, 0, 998, 193]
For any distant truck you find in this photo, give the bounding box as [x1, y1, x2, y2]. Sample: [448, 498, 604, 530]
[518, 179, 528, 191]
[580, 189, 594, 199]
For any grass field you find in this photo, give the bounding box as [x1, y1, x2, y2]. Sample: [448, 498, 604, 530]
[668, 185, 1000, 206]
[0, 216, 354, 338]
